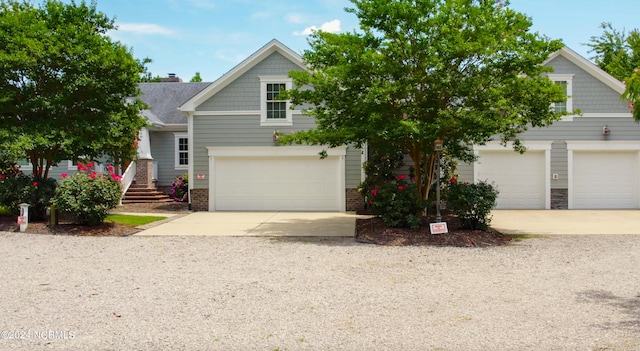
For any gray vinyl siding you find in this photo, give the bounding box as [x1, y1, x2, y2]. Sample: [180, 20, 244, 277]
[456, 162, 474, 183]
[345, 147, 363, 188]
[196, 52, 303, 112]
[192, 113, 362, 189]
[545, 55, 628, 113]
[149, 130, 188, 186]
[458, 55, 639, 190]
[458, 117, 640, 189]
[516, 117, 640, 189]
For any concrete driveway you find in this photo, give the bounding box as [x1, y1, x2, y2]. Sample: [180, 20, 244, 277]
[491, 210, 640, 235]
[134, 211, 355, 237]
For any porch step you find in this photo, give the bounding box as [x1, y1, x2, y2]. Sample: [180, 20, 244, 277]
[123, 184, 173, 204]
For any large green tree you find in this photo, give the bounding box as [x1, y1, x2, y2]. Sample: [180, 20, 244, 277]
[0, 0, 147, 178]
[283, 0, 566, 201]
[587, 22, 640, 120]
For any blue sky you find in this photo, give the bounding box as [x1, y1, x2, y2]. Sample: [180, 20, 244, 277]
[91, 0, 639, 82]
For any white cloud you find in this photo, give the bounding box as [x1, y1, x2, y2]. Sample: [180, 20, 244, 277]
[117, 23, 175, 36]
[293, 19, 341, 36]
[287, 13, 306, 24]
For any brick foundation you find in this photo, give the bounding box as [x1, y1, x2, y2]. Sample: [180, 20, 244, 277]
[346, 188, 364, 211]
[190, 188, 209, 211]
[136, 159, 153, 187]
[551, 189, 568, 209]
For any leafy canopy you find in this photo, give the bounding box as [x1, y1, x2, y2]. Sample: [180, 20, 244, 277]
[0, 0, 147, 178]
[587, 22, 640, 120]
[283, 0, 566, 200]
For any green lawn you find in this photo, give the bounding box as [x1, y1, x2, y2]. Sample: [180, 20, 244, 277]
[105, 214, 168, 226]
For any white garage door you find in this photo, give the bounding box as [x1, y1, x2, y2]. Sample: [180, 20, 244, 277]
[476, 150, 547, 209]
[213, 156, 342, 211]
[572, 151, 639, 209]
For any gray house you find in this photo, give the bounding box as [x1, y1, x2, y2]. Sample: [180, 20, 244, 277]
[117, 41, 640, 211]
[178, 39, 365, 212]
[457, 46, 640, 210]
[134, 81, 210, 197]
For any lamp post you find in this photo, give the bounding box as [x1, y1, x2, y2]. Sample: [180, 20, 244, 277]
[434, 138, 443, 223]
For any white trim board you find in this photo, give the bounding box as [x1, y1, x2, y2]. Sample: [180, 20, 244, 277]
[191, 110, 304, 116]
[544, 46, 626, 95]
[180, 40, 305, 112]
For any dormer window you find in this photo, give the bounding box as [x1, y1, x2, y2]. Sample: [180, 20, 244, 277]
[260, 76, 293, 126]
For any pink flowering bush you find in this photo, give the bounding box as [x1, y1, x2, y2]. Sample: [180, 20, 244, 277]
[170, 173, 188, 202]
[368, 174, 425, 229]
[52, 163, 122, 225]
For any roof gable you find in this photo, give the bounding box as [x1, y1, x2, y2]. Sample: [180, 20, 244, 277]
[544, 46, 625, 94]
[180, 39, 305, 112]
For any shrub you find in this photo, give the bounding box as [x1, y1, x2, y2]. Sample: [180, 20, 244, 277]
[170, 173, 188, 202]
[359, 149, 405, 208]
[0, 166, 57, 220]
[368, 174, 426, 229]
[52, 163, 122, 226]
[445, 179, 499, 230]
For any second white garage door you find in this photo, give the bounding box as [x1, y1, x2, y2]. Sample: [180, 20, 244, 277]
[475, 143, 550, 209]
[571, 151, 639, 209]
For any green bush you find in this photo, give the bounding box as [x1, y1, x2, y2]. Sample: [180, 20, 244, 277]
[445, 179, 498, 230]
[359, 148, 405, 208]
[368, 174, 425, 229]
[0, 167, 57, 220]
[52, 170, 122, 226]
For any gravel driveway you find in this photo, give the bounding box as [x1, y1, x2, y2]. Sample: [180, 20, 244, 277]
[1, 232, 639, 351]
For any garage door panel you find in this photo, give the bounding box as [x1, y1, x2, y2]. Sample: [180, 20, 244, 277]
[214, 156, 341, 211]
[476, 151, 546, 209]
[572, 151, 639, 209]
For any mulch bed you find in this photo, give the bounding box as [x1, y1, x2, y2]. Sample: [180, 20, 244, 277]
[0, 216, 138, 236]
[1, 203, 511, 246]
[0, 202, 190, 237]
[355, 211, 513, 247]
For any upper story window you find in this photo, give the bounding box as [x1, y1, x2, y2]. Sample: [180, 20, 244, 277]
[260, 76, 293, 126]
[548, 74, 574, 115]
[174, 133, 188, 170]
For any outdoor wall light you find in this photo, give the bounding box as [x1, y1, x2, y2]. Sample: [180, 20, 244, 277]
[602, 125, 611, 136]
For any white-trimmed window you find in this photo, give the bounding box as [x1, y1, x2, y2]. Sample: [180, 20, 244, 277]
[259, 76, 293, 126]
[548, 74, 574, 114]
[174, 133, 188, 169]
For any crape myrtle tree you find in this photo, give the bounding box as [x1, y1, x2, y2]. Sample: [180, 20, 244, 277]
[587, 23, 640, 121]
[281, 0, 567, 204]
[0, 0, 147, 179]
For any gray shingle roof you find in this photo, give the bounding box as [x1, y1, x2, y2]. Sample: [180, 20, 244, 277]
[137, 82, 210, 125]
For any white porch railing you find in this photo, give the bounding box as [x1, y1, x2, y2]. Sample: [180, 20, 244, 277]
[119, 162, 136, 205]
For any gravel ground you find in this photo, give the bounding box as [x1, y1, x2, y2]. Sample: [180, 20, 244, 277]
[1, 232, 639, 351]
